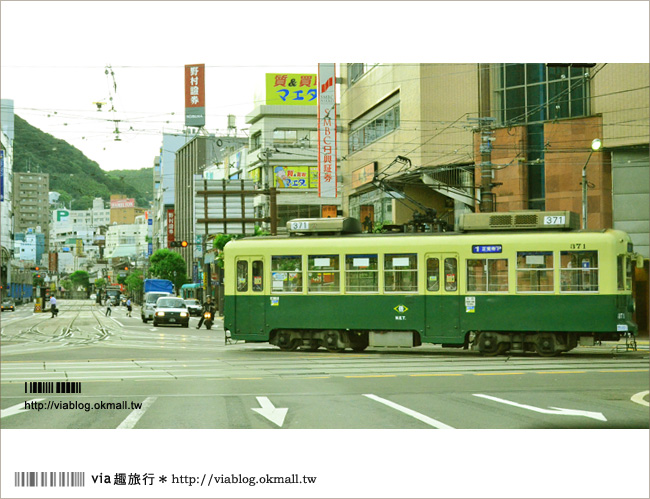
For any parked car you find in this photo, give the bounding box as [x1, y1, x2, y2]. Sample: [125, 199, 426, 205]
[142, 291, 173, 323]
[152, 296, 189, 328]
[1, 298, 16, 312]
[183, 298, 202, 317]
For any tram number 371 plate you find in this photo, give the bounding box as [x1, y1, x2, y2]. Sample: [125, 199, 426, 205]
[290, 221, 310, 230]
[543, 216, 566, 226]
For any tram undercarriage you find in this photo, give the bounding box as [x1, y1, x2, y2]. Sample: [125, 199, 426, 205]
[471, 331, 621, 356]
[269, 328, 623, 356]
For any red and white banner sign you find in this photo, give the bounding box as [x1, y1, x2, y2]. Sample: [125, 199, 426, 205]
[167, 209, 175, 247]
[110, 198, 135, 209]
[318, 63, 337, 198]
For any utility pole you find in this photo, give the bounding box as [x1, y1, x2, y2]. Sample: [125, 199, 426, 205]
[479, 117, 496, 213]
[470, 116, 497, 212]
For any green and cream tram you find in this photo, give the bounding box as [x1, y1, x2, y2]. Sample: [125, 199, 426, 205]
[223, 212, 641, 356]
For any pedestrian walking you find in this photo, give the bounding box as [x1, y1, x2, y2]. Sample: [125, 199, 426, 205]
[105, 300, 112, 316]
[126, 297, 132, 317]
[50, 295, 57, 318]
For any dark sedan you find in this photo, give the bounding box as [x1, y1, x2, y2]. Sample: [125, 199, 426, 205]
[152, 297, 190, 328]
[183, 299, 202, 317]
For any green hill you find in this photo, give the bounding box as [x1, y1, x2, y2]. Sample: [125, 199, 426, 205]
[12, 114, 152, 210]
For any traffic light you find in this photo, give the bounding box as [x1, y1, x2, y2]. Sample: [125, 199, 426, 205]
[124, 266, 129, 271]
[35, 267, 39, 271]
[170, 241, 188, 248]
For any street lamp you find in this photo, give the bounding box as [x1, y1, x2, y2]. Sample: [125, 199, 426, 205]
[581, 138, 602, 230]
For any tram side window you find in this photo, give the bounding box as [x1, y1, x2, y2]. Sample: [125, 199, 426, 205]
[252, 260, 264, 292]
[308, 255, 340, 293]
[426, 258, 440, 291]
[517, 252, 554, 292]
[271, 255, 303, 293]
[444, 258, 457, 292]
[345, 254, 378, 292]
[617, 256, 632, 291]
[384, 253, 418, 293]
[560, 251, 598, 292]
[236, 260, 248, 292]
[467, 259, 509, 292]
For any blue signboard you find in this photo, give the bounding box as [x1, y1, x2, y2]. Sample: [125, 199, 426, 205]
[148, 243, 153, 256]
[472, 245, 503, 254]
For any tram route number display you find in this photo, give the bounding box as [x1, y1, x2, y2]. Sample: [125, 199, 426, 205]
[289, 221, 310, 231]
[543, 216, 566, 225]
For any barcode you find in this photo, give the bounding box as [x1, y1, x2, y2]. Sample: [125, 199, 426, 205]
[24, 382, 81, 394]
[14, 472, 85, 487]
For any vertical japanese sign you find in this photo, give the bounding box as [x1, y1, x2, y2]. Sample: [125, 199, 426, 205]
[166, 209, 175, 247]
[318, 63, 337, 198]
[185, 64, 205, 127]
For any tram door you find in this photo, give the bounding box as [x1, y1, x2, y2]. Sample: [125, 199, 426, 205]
[424, 253, 462, 343]
[234, 257, 266, 336]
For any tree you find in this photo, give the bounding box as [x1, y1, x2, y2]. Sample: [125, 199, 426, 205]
[94, 277, 106, 290]
[60, 278, 72, 295]
[124, 269, 143, 296]
[148, 249, 187, 292]
[69, 270, 90, 292]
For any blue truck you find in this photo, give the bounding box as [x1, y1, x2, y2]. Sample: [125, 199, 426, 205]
[141, 279, 175, 323]
[144, 279, 174, 294]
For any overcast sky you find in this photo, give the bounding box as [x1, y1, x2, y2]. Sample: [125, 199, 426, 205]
[1, 1, 647, 172]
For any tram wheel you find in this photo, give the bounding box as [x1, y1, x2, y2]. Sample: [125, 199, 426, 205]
[478, 333, 507, 357]
[535, 334, 559, 357]
[279, 340, 300, 351]
[324, 331, 344, 353]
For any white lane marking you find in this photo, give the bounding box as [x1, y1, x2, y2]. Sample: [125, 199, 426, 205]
[116, 396, 157, 429]
[631, 390, 649, 407]
[251, 396, 288, 427]
[1, 399, 45, 419]
[363, 394, 454, 429]
[473, 394, 607, 421]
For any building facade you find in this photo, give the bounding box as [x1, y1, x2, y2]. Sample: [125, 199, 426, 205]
[340, 63, 478, 230]
[245, 103, 342, 229]
[12, 171, 50, 252]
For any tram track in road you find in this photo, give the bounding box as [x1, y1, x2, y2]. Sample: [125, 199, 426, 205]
[1, 352, 647, 383]
[0, 304, 114, 353]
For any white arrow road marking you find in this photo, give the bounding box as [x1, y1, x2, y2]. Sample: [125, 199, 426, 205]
[364, 394, 455, 429]
[251, 396, 288, 427]
[473, 394, 607, 421]
[1, 399, 45, 419]
[116, 397, 157, 429]
[631, 390, 649, 407]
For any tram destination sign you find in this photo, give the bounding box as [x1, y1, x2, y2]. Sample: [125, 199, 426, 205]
[472, 245, 503, 254]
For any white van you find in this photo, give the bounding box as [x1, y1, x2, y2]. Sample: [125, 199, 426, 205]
[141, 291, 172, 323]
